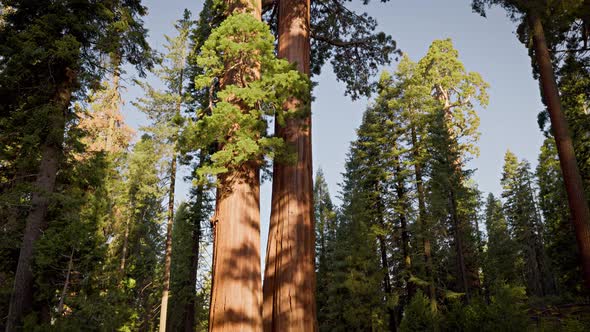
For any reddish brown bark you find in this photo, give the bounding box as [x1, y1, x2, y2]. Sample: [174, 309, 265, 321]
[6, 69, 75, 332]
[262, 1, 317, 331]
[208, 1, 263, 331]
[209, 165, 262, 332]
[530, 13, 590, 290]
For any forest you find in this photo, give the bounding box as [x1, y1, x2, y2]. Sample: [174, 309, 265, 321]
[1, 0, 590, 331]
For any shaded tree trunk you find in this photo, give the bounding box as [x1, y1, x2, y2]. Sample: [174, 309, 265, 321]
[410, 127, 436, 311]
[159, 153, 177, 332]
[378, 235, 397, 332]
[393, 152, 412, 290]
[184, 164, 205, 332]
[263, 1, 317, 331]
[449, 186, 469, 298]
[6, 69, 75, 332]
[159, 65, 183, 332]
[184, 209, 201, 332]
[529, 13, 590, 290]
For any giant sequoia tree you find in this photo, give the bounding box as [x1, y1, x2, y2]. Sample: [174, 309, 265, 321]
[186, 1, 308, 329]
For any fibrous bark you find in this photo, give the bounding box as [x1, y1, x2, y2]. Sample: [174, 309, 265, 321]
[208, 2, 264, 331]
[263, 1, 317, 331]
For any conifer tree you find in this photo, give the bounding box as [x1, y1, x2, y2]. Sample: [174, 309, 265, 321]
[501, 151, 553, 296]
[314, 168, 337, 328]
[482, 193, 519, 290]
[416, 39, 488, 298]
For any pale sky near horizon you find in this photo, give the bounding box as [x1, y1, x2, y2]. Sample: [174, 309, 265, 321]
[121, 0, 546, 266]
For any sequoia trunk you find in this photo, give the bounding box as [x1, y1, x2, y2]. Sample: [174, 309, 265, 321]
[263, 0, 317, 331]
[209, 165, 262, 332]
[530, 13, 590, 290]
[208, 1, 263, 331]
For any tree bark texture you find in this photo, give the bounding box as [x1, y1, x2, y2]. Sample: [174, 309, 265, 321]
[263, 1, 317, 331]
[209, 165, 262, 332]
[530, 13, 590, 290]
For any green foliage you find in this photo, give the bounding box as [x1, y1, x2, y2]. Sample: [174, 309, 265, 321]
[482, 193, 520, 288]
[400, 290, 441, 332]
[444, 285, 528, 332]
[309, 0, 400, 99]
[501, 150, 554, 297]
[185, 12, 309, 180]
[537, 139, 584, 296]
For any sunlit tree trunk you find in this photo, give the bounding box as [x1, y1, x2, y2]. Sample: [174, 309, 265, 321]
[263, 0, 317, 331]
[529, 13, 590, 290]
[57, 249, 74, 316]
[6, 68, 75, 332]
[159, 65, 183, 332]
[208, 2, 263, 331]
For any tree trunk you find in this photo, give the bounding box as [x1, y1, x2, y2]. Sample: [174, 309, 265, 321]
[529, 13, 590, 290]
[378, 234, 397, 332]
[5, 69, 74, 332]
[120, 218, 130, 274]
[159, 64, 183, 332]
[184, 155, 205, 332]
[393, 152, 412, 290]
[57, 249, 74, 316]
[184, 201, 201, 332]
[449, 187, 469, 298]
[159, 154, 177, 332]
[263, 1, 317, 331]
[209, 164, 262, 332]
[410, 127, 436, 311]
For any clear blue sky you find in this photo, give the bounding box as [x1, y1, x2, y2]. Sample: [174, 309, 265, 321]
[122, 0, 546, 266]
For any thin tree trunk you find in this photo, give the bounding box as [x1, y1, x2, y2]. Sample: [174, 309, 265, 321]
[120, 218, 130, 274]
[6, 69, 75, 332]
[159, 153, 177, 332]
[57, 249, 74, 316]
[208, 2, 263, 331]
[410, 127, 436, 311]
[393, 152, 412, 292]
[184, 201, 201, 332]
[449, 186, 469, 298]
[263, 1, 317, 331]
[529, 13, 590, 290]
[105, 53, 121, 153]
[159, 64, 183, 332]
[378, 235, 397, 332]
